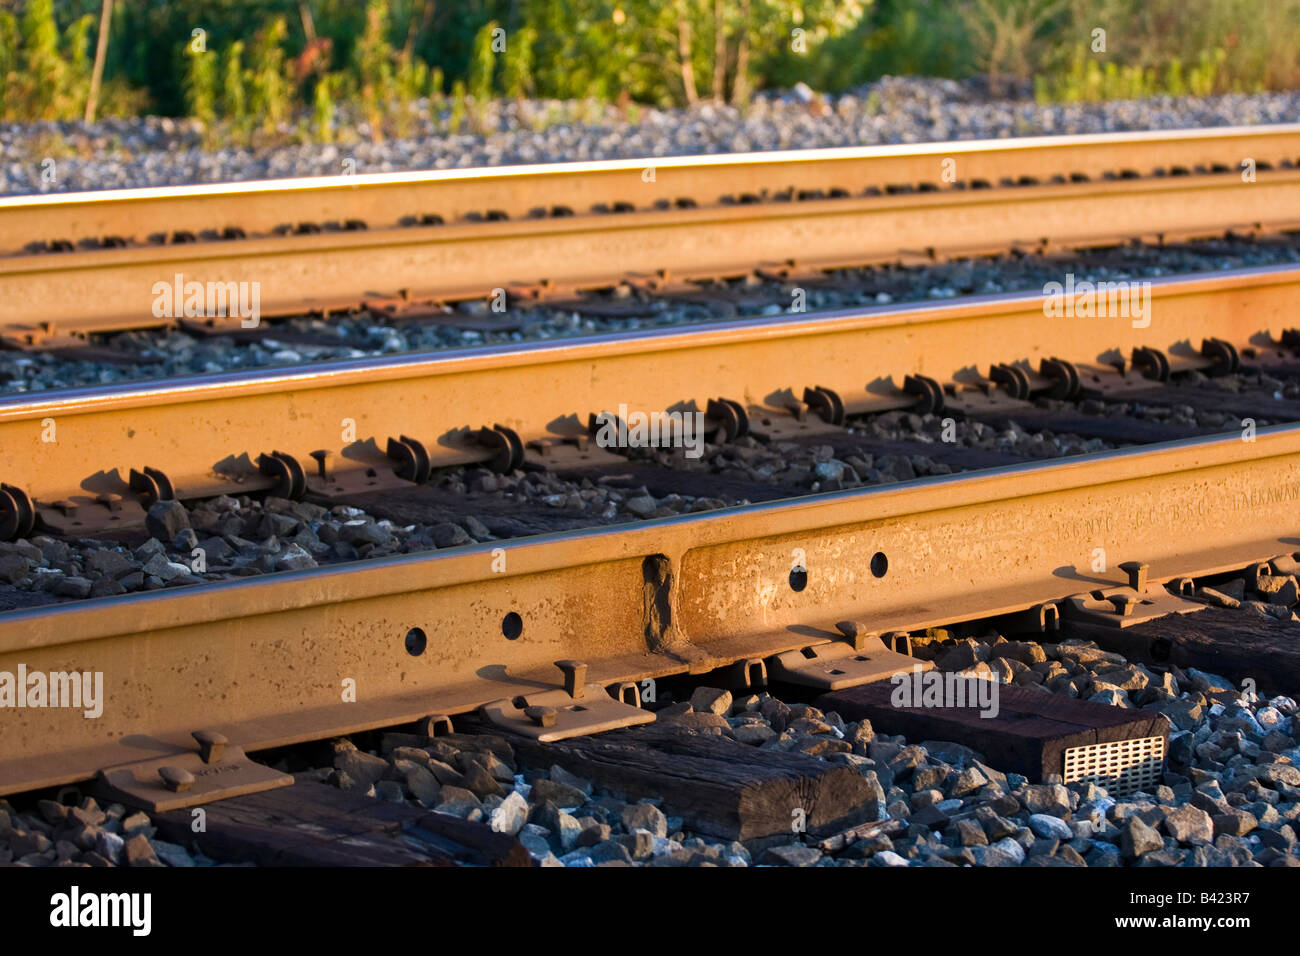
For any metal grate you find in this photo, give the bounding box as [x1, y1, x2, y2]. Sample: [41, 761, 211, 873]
[1063, 736, 1165, 796]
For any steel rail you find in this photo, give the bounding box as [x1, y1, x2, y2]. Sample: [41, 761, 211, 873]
[3, 126, 1300, 341]
[5, 125, 1298, 246]
[0, 265, 1296, 513]
[2, 423, 1298, 794]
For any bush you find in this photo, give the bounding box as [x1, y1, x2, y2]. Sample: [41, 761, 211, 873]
[182, 41, 217, 132]
[247, 16, 290, 134]
[1, 0, 1299, 137]
[0, 0, 97, 121]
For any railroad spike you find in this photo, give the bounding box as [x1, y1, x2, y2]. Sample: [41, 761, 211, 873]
[158, 765, 195, 793]
[1118, 561, 1149, 593]
[524, 705, 557, 728]
[192, 730, 228, 764]
[835, 620, 866, 651]
[1107, 594, 1138, 616]
[553, 660, 587, 699]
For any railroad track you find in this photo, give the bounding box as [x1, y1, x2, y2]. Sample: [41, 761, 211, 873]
[4, 126, 1300, 347]
[1, 426, 1298, 866]
[1, 263, 1297, 537]
[2, 133, 1299, 871]
[5, 231, 1299, 399]
[3, 261, 1300, 787]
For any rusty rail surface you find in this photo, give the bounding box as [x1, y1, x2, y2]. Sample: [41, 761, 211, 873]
[3, 126, 1300, 344]
[0, 264, 1296, 538]
[2, 423, 1298, 795]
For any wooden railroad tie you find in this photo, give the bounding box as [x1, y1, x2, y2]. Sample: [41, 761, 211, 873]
[815, 681, 1170, 789]
[500, 722, 880, 848]
[151, 777, 532, 867]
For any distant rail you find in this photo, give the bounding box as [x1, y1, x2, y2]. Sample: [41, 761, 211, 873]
[2, 126, 1299, 345]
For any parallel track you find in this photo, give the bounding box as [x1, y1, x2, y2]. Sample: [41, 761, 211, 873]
[3, 131, 1300, 817]
[2, 424, 1298, 795]
[0, 264, 1296, 531]
[1, 265, 1299, 795]
[4, 126, 1300, 344]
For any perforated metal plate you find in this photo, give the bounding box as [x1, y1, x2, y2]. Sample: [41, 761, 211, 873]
[1063, 735, 1165, 796]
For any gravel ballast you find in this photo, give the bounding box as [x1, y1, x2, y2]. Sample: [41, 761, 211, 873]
[3, 236, 1298, 395]
[9, 358, 1289, 611]
[5, 77, 1300, 196]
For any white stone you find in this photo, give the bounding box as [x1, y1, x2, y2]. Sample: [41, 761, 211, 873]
[650, 835, 683, 857]
[992, 837, 1025, 863]
[873, 850, 909, 867]
[1255, 706, 1284, 731]
[488, 790, 529, 835]
[1028, 813, 1073, 840]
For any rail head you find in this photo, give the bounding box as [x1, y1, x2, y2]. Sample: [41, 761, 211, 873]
[4, 123, 1299, 211]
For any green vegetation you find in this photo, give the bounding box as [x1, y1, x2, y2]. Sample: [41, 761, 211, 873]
[1, 0, 97, 120]
[0, 0, 1297, 138]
